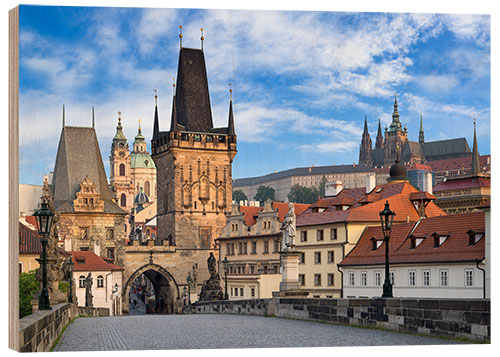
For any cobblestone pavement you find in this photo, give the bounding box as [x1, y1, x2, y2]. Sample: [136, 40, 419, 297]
[54, 314, 464, 351]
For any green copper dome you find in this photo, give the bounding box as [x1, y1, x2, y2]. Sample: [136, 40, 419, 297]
[130, 151, 156, 169]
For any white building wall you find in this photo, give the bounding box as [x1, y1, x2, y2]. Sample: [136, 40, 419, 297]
[73, 270, 123, 315]
[342, 263, 484, 299]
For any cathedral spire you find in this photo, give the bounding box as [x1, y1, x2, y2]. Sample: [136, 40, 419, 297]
[419, 113, 425, 144]
[170, 78, 178, 132]
[227, 83, 235, 136]
[375, 118, 384, 149]
[359, 115, 372, 166]
[62, 104, 65, 127]
[152, 89, 159, 140]
[363, 115, 369, 134]
[471, 119, 480, 176]
[92, 106, 95, 128]
[388, 92, 402, 132]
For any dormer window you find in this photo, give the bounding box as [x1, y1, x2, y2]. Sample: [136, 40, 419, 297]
[432, 233, 449, 247]
[371, 237, 383, 250]
[467, 230, 484, 246]
[376, 187, 383, 193]
[409, 235, 425, 249]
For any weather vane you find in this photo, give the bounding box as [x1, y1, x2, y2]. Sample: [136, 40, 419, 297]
[200, 28, 204, 51]
[179, 25, 183, 48]
[118, 111, 121, 122]
[229, 83, 232, 101]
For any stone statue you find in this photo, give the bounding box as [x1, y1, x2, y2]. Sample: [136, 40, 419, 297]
[85, 272, 93, 307]
[207, 252, 217, 278]
[281, 203, 296, 250]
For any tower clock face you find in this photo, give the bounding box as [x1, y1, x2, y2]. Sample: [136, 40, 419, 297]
[118, 151, 126, 158]
[119, 142, 125, 148]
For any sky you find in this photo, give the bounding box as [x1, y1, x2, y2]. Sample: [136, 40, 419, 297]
[18, 5, 491, 185]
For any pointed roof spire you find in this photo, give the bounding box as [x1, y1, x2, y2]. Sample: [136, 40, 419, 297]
[228, 83, 235, 136]
[152, 89, 159, 140]
[375, 118, 384, 149]
[389, 92, 401, 132]
[471, 118, 480, 175]
[363, 115, 369, 133]
[179, 25, 183, 48]
[113, 111, 127, 141]
[170, 77, 178, 132]
[62, 104, 65, 127]
[419, 112, 425, 144]
[200, 28, 204, 51]
[92, 106, 95, 128]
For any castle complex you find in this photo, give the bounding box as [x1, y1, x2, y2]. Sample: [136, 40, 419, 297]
[359, 95, 471, 167]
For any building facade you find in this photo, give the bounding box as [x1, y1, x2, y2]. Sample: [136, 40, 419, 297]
[359, 95, 472, 168]
[339, 212, 486, 299]
[109, 114, 157, 235]
[216, 201, 309, 300]
[295, 164, 446, 298]
[50, 123, 128, 267]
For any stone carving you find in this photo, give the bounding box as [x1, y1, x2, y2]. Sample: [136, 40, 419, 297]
[85, 272, 93, 307]
[281, 203, 296, 250]
[198, 252, 224, 301]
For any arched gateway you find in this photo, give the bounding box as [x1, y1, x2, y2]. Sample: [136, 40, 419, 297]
[123, 263, 181, 314]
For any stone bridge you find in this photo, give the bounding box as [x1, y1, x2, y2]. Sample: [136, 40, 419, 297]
[121, 240, 217, 314]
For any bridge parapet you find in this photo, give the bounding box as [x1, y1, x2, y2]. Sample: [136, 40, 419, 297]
[126, 240, 176, 252]
[187, 297, 490, 342]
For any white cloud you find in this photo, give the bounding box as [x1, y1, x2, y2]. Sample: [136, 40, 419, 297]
[444, 14, 490, 45]
[136, 8, 178, 55]
[417, 74, 460, 93]
[299, 141, 359, 154]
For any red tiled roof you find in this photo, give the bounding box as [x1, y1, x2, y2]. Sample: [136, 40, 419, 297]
[407, 163, 432, 171]
[70, 251, 124, 271]
[409, 191, 436, 201]
[24, 216, 37, 227]
[433, 177, 491, 192]
[298, 182, 446, 226]
[19, 222, 42, 254]
[340, 211, 485, 266]
[238, 206, 262, 226]
[427, 155, 490, 172]
[216, 232, 280, 241]
[311, 187, 366, 209]
[238, 202, 310, 227]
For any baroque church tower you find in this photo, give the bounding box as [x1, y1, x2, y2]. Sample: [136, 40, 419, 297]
[151, 42, 237, 250]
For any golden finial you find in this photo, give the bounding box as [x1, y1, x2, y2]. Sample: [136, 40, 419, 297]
[179, 25, 183, 48]
[474, 118, 476, 126]
[154, 89, 158, 106]
[118, 111, 121, 122]
[138, 118, 142, 129]
[172, 77, 176, 96]
[229, 83, 232, 101]
[200, 28, 204, 51]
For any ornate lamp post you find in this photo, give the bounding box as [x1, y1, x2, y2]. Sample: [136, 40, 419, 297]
[186, 273, 192, 305]
[222, 256, 229, 300]
[379, 201, 395, 298]
[67, 256, 74, 303]
[33, 201, 54, 310]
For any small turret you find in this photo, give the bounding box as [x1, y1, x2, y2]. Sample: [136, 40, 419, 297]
[419, 113, 425, 144]
[471, 119, 480, 176]
[152, 90, 160, 140]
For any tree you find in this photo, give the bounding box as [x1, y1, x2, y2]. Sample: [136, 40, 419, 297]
[287, 184, 320, 204]
[254, 185, 275, 205]
[19, 271, 40, 318]
[232, 189, 248, 203]
[319, 176, 328, 198]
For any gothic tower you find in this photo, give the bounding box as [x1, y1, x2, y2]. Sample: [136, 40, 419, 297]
[109, 113, 132, 212]
[419, 113, 425, 144]
[375, 118, 384, 149]
[152, 46, 237, 250]
[471, 119, 480, 175]
[383, 94, 408, 166]
[359, 115, 373, 166]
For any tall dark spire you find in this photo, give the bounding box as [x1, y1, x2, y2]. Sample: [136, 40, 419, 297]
[227, 84, 235, 136]
[359, 115, 372, 166]
[170, 92, 178, 132]
[471, 119, 480, 175]
[62, 104, 65, 127]
[388, 93, 402, 132]
[375, 118, 384, 149]
[92, 106, 95, 128]
[152, 89, 160, 139]
[419, 113, 425, 144]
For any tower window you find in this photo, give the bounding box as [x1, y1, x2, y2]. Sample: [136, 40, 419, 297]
[119, 163, 125, 176]
[120, 193, 127, 207]
[145, 181, 150, 197]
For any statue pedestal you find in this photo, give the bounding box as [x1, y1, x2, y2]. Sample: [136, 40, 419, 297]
[277, 248, 308, 297]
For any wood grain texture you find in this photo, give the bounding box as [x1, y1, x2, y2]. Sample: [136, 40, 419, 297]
[9, 5, 19, 352]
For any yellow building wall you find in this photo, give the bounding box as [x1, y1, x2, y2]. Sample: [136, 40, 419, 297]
[19, 254, 39, 273]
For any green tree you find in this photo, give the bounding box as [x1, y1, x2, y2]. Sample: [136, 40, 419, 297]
[319, 176, 327, 198]
[19, 271, 40, 318]
[254, 185, 275, 205]
[287, 184, 320, 204]
[232, 189, 248, 203]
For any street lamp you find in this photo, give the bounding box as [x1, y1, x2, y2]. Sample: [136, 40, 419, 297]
[33, 201, 54, 310]
[222, 256, 229, 300]
[186, 273, 192, 305]
[67, 256, 74, 303]
[379, 201, 395, 298]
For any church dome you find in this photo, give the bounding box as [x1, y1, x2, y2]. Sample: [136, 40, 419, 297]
[388, 159, 408, 182]
[134, 187, 149, 206]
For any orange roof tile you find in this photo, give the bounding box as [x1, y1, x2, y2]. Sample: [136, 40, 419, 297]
[433, 176, 490, 191]
[70, 251, 124, 271]
[340, 211, 485, 266]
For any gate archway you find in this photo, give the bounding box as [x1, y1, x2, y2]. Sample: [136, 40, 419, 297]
[123, 263, 181, 314]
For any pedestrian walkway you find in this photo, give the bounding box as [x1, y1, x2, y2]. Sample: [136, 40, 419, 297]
[54, 314, 464, 351]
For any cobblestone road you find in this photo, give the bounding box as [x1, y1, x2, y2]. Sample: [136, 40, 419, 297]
[54, 314, 464, 351]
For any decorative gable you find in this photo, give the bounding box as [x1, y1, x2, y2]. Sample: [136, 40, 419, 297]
[73, 176, 105, 212]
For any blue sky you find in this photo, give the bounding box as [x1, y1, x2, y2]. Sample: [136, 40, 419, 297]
[18, 5, 491, 185]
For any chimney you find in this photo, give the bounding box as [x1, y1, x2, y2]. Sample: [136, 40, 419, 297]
[423, 172, 433, 195]
[325, 180, 343, 197]
[94, 240, 101, 256]
[365, 174, 376, 193]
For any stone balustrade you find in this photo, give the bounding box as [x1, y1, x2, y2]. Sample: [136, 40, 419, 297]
[187, 297, 490, 342]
